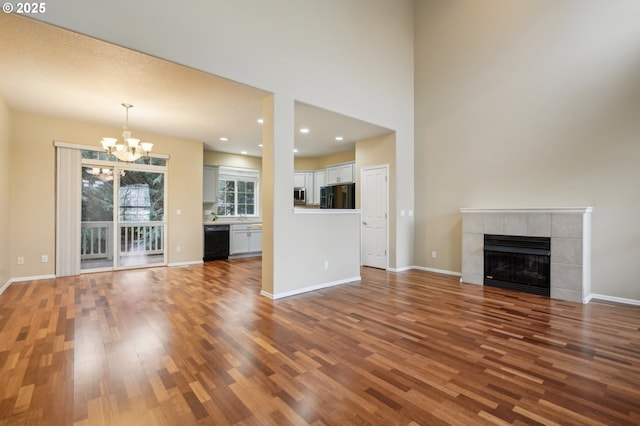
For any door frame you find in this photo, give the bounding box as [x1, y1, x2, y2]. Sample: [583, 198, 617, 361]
[360, 164, 389, 270]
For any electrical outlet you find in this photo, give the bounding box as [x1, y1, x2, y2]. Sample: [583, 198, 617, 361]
[176, 246, 182, 253]
[431, 251, 437, 258]
[17, 257, 24, 265]
[323, 260, 329, 270]
[41, 255, 48, 263]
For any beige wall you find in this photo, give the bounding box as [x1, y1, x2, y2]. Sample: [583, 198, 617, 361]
[414, 1, 640, 299]
[0, 98, 10, 289]
[294, 150, 355, 171]
[204, 151, 261, 171]
[9, 110, 203, 278]
[355, 132, 396, 267]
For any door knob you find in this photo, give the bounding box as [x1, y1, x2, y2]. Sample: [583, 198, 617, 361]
[363, 221, 368, 226]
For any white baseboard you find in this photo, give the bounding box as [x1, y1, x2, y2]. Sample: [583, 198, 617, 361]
[11, 274, 56, 283]
[387, 266, 413, 272]
[168, 260, 203, 268]
[0, 278, 11, 296]
[1, 274, 58, 296]
[262, 276, 361, 300]
[386, 265, 462, 276]
[411, 265, 462, 277]
[585, 293, 640, 306]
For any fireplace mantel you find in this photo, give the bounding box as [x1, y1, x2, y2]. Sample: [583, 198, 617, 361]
[460, 207, 593, 303]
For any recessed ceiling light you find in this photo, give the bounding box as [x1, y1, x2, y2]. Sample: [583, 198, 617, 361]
[300, 128, 309, 134]
[241, 150, 248, 155]
[293, 148, 299, 153]
[219, 137, 228, 142]
[257, 118, 263, 124]
[258, 144, 263, 148]
[335, 136, 344, 141]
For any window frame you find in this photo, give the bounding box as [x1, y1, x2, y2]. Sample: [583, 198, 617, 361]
[216, 167, 259, 218]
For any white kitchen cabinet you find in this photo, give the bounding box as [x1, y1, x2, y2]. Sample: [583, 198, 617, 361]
[313, 170, 326, 204]
[230, 224, 262, 255]
[203, 166, 218, 203]
[326, 163, 354, 185]
[294, 171, 315, 205]
[293, 172, 306, 188]
[248, 229, 262, 252]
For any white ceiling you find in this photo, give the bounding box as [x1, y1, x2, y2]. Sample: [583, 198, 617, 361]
[0, 14, 391, 158]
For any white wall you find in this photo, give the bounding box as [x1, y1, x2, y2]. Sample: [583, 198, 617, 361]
[414, 0, 640, 300]
[36, 0, 415, 294]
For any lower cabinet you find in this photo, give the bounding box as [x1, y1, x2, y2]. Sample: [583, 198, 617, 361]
[230, 224, 262, 256]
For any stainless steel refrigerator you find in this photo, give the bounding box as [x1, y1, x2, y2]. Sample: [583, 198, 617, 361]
[320, 183, 355, 209]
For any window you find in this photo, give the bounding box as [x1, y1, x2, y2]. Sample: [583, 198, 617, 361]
[216, 167, 259, 217]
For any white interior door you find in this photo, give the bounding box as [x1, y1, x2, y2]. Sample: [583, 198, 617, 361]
[361, 165, 388, 269]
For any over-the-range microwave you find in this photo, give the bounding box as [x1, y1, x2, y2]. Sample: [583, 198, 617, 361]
[294, 187, 307, 205]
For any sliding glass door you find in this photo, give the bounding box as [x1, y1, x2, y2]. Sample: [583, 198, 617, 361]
[80, 160, 166, 272]
[117, 170, 165, 267]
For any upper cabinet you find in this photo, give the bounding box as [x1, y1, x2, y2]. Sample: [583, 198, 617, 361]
[203, 166, 218, 203]
[293, 162, 354, 206]
[326, 163, 354, 185]
[293, 172, 306, 188]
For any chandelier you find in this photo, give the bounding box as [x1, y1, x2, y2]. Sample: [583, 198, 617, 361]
[100, 103, 153, 162]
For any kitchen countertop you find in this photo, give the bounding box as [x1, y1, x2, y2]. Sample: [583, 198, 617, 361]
[203, 219, 262, 225]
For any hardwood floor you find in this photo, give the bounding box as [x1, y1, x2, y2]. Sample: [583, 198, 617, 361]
[1, 258, 639, 425]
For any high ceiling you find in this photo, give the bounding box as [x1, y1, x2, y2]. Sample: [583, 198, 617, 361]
[0, 14, 391, 158]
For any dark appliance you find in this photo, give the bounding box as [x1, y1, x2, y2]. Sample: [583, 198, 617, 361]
[484, 234, 551, 296]
[203, 224, 230, 261]
[320, 183, 355, 209]
[293, 187, 307, 205]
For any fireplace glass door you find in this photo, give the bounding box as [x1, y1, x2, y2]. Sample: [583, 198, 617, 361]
[484, 235, 551, 296]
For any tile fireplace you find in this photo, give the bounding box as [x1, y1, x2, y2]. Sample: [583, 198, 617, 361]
[460, 208, 593, 303]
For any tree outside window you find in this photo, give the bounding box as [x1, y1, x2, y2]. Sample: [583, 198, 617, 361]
[217, 178, 257, 217]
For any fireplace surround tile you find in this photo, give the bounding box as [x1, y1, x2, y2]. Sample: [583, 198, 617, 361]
[460, 207, 592, 303]
[552, 214, 584, 238]
[462, 213, 484, 233]
[526, 213, 551, 237]
[484, 214, 503, 234]
[504, 213, 526, 236]
[551, 263, 582, 292]
[551, 237, 583, 265]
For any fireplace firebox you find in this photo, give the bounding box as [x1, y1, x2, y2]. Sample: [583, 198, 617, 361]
[484, 234, 551, 296]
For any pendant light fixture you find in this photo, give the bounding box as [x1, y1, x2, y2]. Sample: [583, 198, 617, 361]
[100, 103, 153, 162]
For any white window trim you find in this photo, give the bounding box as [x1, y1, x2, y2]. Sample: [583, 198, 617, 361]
[217, 166, 259, 218]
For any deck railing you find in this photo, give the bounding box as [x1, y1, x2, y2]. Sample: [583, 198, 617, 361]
[81, 221, 113, 260]
[120, 222, 165, 256]
[81, 221, 164, 260]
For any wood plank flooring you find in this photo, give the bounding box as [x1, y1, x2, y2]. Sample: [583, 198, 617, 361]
[1, 258, 639, 425]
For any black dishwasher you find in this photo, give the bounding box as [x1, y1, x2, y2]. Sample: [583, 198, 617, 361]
[203, 224, 230, 261]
